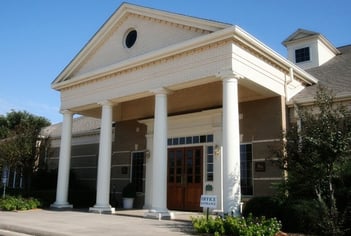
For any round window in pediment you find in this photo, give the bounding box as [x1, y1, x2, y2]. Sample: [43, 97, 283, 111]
[124, 29, 137, 48]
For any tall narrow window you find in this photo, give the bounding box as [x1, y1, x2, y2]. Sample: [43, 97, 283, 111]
[240, 144, 253, 195]
[295, 47, 310, 63]
[206, 146, 214, 181]
[131, 151, 145, 192]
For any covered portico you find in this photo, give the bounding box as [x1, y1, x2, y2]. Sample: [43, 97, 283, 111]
[50, 3, 316, 217]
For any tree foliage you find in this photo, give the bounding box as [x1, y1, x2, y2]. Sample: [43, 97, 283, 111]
[0, 110, 51, 193]
[281, 86, 351, 235]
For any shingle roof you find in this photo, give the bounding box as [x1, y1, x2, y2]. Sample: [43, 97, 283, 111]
[41, 116, 101, 137]
[291, 44, 351, 103]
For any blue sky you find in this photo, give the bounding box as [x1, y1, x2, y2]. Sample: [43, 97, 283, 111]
[1, 0, 350, 124]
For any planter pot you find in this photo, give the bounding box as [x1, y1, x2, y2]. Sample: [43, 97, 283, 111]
[123, 198, 134, 209]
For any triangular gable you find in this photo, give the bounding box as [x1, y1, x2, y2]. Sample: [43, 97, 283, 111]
[282, 28, 340, 55]
[282, 28, 320, 46]
[52, 3, 231, 88]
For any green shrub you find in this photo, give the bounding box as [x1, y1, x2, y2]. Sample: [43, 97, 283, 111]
[280, 199, 324, 234]
[0, 195, 41, 211]
[192, 214, 281, 236]
[242, 196, 283, 219]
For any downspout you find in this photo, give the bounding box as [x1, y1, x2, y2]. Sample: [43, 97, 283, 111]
[282, 68, 294, 189]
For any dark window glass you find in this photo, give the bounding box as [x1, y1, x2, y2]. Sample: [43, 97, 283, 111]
[131, 152, 145, 192]
[173, 138, 179, 145]
[125, 30, 137, 48]
[207, 134, 214, 142]
[240, 144, 253, 195]
[295, 47, 310, 63]
[179, 137, 185, 144]
[186, 136, 192, 144]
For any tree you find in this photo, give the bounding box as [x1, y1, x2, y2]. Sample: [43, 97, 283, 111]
[0, 110, 51, 194]
[281, 86, 351, 235]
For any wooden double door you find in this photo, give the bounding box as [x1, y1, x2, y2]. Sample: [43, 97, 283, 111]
[167, 146, 203, 211]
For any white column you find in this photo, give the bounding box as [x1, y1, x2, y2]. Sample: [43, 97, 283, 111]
[221, 71, 241, 216]
[90, 101, 115, 214]
[145, 88, 172, 219]
[51, 110, 73, 208]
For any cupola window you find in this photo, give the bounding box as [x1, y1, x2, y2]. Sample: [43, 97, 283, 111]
[295, 47, 310, 63]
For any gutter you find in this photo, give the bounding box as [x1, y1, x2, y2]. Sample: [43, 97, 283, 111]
[232, 27, 318, 85]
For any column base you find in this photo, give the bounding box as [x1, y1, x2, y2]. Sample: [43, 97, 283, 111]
[50, 202, 73, 209]
[144, 209, 174, 220]
[89, 205, 115, 214]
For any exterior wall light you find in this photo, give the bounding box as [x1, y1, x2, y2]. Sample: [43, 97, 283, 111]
[145, 150, 150, 159]
[214, 145, 221, 158]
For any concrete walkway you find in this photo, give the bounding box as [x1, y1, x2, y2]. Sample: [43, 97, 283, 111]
[0, 209, 203, 236]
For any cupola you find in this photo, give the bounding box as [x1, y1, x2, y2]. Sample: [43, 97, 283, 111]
[282, 28, 340, 70]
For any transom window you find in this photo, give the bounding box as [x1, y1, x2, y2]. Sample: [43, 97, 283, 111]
[168, 134, 213, 146]
[295, 47, 310, 63]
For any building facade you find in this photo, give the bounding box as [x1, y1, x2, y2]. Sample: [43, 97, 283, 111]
[45, 3, 350, 218]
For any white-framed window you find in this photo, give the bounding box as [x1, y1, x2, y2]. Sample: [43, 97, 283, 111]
[295, 47, 310, 63]
[206, 146, 214, 181]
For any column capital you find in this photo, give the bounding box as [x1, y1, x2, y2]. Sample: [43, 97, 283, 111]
[217, 69, 244, 80]
[150, 87, 172, 95]
[98, 100, 113, 107]
[60, 109, 73, 115]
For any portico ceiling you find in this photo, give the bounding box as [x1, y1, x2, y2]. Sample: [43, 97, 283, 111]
[71, 79, 276, 122]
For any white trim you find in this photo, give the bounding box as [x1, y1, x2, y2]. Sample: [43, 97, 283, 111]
[111, 177, 132, 181]
[71, 166, 96, 169]
[112, 151, 131, 155]
[53, 22, 317, 90]
[254, 177, 283, 181]
[254, 158, 279, 161]
[251, 139, 281, 143]
[71, 154, 97, 159]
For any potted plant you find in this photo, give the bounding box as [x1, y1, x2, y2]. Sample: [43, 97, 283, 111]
[122, 182, 136, 209]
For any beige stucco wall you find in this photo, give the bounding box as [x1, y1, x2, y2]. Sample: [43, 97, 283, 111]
[239, 96, 284, 196]
[239, 96, 282, 141]
[111, 120, 147, 194]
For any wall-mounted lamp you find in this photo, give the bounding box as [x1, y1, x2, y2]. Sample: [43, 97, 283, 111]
[145, 150, 150, 159]
[214, 145, 221, 158]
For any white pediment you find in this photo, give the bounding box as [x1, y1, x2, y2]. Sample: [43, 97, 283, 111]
[52, 3, 230, 87]
[282, 28, 320, 46]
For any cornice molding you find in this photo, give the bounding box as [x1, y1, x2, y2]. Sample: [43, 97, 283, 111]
[56, 34, 231, 92]
[217, 69, 244, 80]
